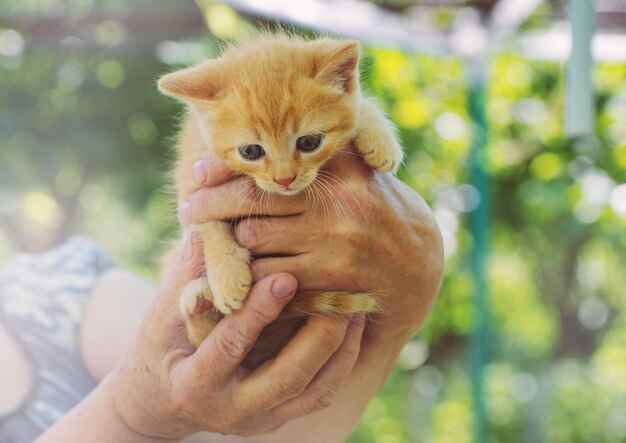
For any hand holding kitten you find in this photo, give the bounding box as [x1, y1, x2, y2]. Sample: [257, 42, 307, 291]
[105, 235, 366, 440]
[182, 147, 443, 348]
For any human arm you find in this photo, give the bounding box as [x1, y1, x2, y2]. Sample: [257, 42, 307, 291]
[36, 234, 366, 442]
[180, 149, 444, 442]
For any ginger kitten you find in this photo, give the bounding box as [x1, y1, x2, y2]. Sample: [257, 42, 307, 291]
[158, 35, 403, 364]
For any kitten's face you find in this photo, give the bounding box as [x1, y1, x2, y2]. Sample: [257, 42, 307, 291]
[159, 36, 361, 196]
[207, 80, 357, 196]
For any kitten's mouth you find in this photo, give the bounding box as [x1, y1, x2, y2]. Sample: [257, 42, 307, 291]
[278, 187, 302, 196]
[257, 181, 304, 196]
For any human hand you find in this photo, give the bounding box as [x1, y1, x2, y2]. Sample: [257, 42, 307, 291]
[107, 234, 366, 440]
[181, 149, 443, 344]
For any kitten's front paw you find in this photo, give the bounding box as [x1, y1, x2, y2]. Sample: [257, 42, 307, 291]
[362, 140, 403, 174]
[180, 277, 222, 348]
[356, 130, 403, 174]
[209, 257, 252, 314]
[180, 278, 214, 318]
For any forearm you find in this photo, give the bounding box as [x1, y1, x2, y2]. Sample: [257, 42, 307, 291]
[36, 375, 178, 443]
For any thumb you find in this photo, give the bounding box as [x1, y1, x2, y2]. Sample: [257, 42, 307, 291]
[189, 272, 298, 385]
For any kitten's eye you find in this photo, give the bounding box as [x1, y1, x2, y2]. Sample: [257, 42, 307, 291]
[238, 144, 265, 160]
[296, 134, 323, 152]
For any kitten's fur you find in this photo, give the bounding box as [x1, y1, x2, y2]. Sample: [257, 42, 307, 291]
[159, 35, 402, 366]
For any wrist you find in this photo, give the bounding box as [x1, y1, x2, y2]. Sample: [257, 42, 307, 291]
[103, 373, 181, 443]
[35, 374, 180, 443]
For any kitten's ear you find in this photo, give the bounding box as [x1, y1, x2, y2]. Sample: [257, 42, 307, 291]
[312, 39, 360, 93]
[158, 61, 223, 102]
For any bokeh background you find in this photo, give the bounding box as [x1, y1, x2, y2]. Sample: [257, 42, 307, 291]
[1, 0, 625, 442]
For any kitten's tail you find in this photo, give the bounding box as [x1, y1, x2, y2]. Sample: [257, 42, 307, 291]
[283, 291, 381, 317]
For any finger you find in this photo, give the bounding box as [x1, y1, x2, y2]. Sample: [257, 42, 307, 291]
[271, 314, 365, 421]
[188, 273, 298, 387]
[193, 150, 240, 187]
[182, 180, 307, 224]
[251, 255, 313, 286]
[251, 256, 352, 291]
[236, 315, 351, 411]
[234, 217, 311, 256]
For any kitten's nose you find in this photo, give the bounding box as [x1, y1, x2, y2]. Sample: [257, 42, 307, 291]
[274, 176, 296, 187]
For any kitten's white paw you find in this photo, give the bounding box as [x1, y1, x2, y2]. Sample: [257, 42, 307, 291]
[209, 256, 252, 315]
[180, 277, 213, 317]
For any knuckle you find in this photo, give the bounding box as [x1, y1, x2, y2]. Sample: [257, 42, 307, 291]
[343, 336, 362, 360]
[339, 242, 361, 268]
[321, 247, 357, 288]
[329, 229, 366, 266]
[237, 180, 256, 201]
[324, 263, 351, 288]
[250, 260, 269, 280]
[315, 321, 346, 350]
[215, 321, 253, 360]
[274, 366, 310, 398]
[304, 386, 338, 414]
[237, 220, 260, 250]
[340, 343, 361, 366]
[245, 298, 278, 327]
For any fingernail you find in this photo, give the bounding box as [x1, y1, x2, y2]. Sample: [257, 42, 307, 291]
[271, 276, 296, 299]
[192, 160, 207, 184]
[182, 232, 193, 262]
[178, 201, 191, 226]
[351, 314, 365, 326]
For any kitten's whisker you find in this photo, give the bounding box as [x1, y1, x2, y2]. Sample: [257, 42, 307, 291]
[217, 186, 236, 224]
[230, 182, 257, 231]
[314, 187, 323, 231]
[239, 180, 259, 224]
[320, 178, 352, 225]
[313, 180, 331, 233]
[260, 188, 271, 227]
[318, 179, 360, 229]
[247, 186, 262, 227]
[304, 187, 313, 227]
[317, 171, 368, 223]
[339, 149, 363, 157]
[316, 177, 349, 227]
[312, 182, 326, 231]
[321, 184, 335, 232]
[303, 186, 310, 211]
[305, 186, 319, 229]
[309, 181, 323, 231]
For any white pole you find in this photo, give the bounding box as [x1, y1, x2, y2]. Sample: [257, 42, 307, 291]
[565, 0, 595, 137]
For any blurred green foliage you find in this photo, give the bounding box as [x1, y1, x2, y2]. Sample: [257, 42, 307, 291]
[1, 1, 626, 442]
